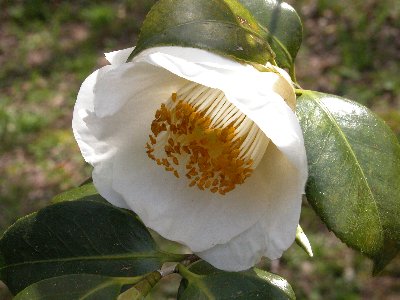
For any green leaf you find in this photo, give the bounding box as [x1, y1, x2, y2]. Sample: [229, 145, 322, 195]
[0, 200, 184, 295]
[177, 261, 296, 299]
[51, 182, 105, 204]
[132, 0, 274, 64]
[296, 91, 400, 274]
[238, 0, 303, 74]
[14, 274, 142, 300]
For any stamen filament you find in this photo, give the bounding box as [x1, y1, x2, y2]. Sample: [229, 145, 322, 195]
[146, 82, 270, 195]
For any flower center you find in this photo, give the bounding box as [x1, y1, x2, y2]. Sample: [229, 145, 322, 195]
[146, 82, 270, 195]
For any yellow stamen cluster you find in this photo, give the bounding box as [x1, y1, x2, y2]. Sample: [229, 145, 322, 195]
[146, 89, 256, 195]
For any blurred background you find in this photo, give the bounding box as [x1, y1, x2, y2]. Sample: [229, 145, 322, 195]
[0, 0, 399, 299]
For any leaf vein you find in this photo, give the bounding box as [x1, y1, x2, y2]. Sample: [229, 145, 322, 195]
[312, 95, 384, 239]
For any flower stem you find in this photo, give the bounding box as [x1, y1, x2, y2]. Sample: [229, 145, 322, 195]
[158, 254, 201, 277]
[181, 254, 201, 266]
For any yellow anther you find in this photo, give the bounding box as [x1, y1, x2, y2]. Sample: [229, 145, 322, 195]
[162, 158, 170, 167]
[211, 187, 218, 193]
[144, 83, 269, 195]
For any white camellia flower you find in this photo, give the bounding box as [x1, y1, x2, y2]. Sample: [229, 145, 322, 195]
[72, 46, 308, 271]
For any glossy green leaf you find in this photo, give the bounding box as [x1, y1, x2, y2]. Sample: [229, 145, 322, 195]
[238, 0, 303, 74]
[132, 0, 274, 64]
[14, 274, 142, 300]
[296, 91, 400, 274]
[177, 261, 295, 299]
[0, 200, 184, 294]
[51, 182, 105, 204]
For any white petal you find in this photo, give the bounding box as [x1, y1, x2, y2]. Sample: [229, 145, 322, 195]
[112, 148, 269, 252]
[75, 62, 265, 250]
[197, 145, 303, 271]
[133, 46, 250, 71]
[92, 160, 129, 209]
[93, 62, 187, 118]
[74, 46, 308, 256]
[73, 65, 113, 165]
[104, 47, 135, 65]
[108, 103, 280, 252]
[73, 65, 129, 209]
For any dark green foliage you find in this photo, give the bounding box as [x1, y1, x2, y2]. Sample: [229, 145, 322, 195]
[0, 200, 182, 294]
[238, 0, 302, 74]
[14, 274, 141, 300]
[177, 261, 296, 299]
[132, 0, 275, 64]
